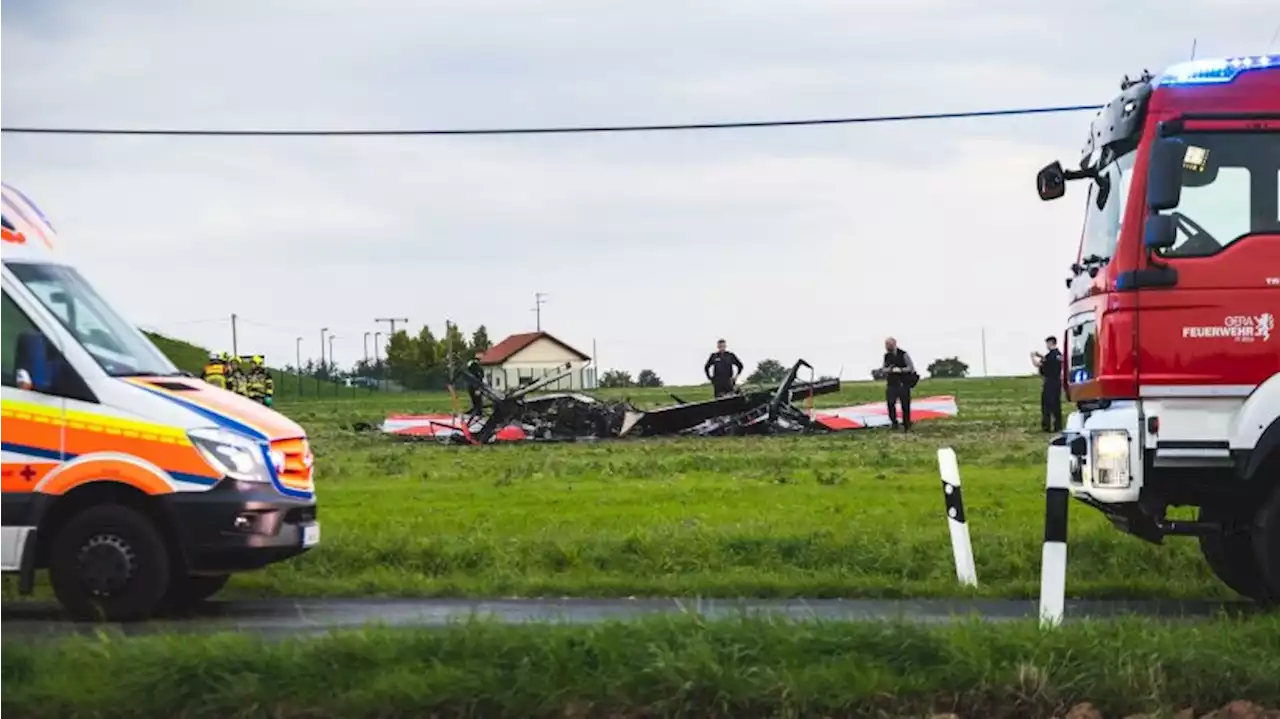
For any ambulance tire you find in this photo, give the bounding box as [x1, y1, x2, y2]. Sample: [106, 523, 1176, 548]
[48, 504, 172, 623]
[162, 573, 231, 611]
[1197, 509, 1271, 602]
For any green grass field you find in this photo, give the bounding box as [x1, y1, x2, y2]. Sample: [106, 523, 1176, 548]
[9, 375, 1277, 716]
[216, 376, 1226, 600]
[223, 375, 1222, 600]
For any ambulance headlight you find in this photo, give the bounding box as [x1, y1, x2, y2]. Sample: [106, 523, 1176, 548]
[189, 428, 271, 483]
[1090, 430, 1131, 488]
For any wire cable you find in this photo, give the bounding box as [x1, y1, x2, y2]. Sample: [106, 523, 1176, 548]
[0, 103, 1103, 137]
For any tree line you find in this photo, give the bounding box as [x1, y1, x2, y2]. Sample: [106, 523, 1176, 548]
[284, 322, 494, 391]
[281, 333, 974, 392]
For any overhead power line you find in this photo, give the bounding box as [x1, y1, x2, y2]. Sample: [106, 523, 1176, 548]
[0, 103, 1103, 138]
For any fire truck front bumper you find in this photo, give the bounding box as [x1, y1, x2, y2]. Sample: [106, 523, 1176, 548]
[1054, 401, 1145, 506]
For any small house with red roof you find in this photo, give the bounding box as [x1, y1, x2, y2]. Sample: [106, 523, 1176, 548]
[478, 331, 594, 391]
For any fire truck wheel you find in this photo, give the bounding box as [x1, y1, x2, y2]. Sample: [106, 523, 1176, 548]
[48, 504, 172, 622]
[1198, 504, 1273, 601]
[1252, 482, 1280, 603]
[163, 573, 231, 610]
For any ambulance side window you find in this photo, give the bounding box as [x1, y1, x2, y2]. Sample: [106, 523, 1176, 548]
[1, 290, 96, 402]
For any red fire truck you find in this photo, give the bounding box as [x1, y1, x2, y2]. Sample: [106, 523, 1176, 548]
[1035, 55, 1279, 601]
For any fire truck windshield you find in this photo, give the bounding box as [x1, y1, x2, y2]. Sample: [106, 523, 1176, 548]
[1078, 150, 1137, 264]
[1155, 131, 1280, 258]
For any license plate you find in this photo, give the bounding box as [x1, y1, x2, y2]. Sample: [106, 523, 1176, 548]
[301, 522, 320, 547]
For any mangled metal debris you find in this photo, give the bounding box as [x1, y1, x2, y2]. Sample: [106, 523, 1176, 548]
[378, 358, 959, 445]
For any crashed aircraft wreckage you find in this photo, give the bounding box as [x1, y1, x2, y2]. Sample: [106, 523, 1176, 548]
[378, 359, 959, 445]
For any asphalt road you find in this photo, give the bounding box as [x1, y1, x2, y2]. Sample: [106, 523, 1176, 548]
[0, 597, 1260, 639]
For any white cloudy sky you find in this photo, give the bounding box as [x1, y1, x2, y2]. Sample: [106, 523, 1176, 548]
[3, 0, 1277, 385]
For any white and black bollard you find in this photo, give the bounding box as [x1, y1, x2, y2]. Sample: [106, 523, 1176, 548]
[1038, 440, 1072, 628]
[937, 447, 978, 587]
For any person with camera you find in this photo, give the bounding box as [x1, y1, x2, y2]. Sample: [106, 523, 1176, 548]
[1031, 335, 1064, 432]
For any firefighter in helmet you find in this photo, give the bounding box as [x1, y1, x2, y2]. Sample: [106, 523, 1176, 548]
[227, 355, 249, 396]
[201, 352, 228, 390]
[262, 365, 275, 407]
[246, 355, 271, 405]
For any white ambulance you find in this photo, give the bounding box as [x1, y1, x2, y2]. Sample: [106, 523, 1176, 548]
[1, 182, 318, 621]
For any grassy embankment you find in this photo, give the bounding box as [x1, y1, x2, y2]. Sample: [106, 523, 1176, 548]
[143, 330, 365, 400]
[4, 613, 1279, 718]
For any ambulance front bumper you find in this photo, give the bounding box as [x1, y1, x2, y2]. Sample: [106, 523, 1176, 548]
[165, 479, 318, 573]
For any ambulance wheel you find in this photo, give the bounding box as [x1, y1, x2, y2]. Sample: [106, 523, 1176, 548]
[163, 573, 231, 610]
[48, 504, 172, 622]
[1197, 504, 1272, 602]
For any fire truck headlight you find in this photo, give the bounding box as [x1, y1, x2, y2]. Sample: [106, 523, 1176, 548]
[1091, 430, 1131, 488]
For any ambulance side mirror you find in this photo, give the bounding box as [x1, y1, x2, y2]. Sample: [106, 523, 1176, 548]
[1036, 161, 1067, 201]
[1146, 137, 1187, 211]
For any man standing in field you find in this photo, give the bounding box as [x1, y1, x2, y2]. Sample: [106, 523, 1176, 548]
[704, 339, 743, 398]
[1031, 335, 1063, 432]
[879, 337, 917, 431]
[461, 352, 486, 416]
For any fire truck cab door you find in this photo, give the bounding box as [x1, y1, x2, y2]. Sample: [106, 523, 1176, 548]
[1136, 128, 1280, 398]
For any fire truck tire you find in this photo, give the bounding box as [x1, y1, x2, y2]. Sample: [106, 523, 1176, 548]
[162, 573, 231, 610]
[1252, 481, 1280, 602]
[48, 504, 172, 622]
[1197, 504, 1273, 601]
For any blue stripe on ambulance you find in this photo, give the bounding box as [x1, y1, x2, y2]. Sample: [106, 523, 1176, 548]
[0, 441, 220, 487]
[129, 387, 314, 500]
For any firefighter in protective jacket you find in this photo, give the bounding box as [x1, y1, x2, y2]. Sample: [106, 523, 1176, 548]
[263, 371, 275, 406]
[201, 352, 228, 390]
[227, 356, 249, 396]
[246, 355, 269, 404]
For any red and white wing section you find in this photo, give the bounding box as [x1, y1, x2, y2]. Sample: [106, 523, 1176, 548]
[810, 395, 958, 431]
[380, 414, 529, 442]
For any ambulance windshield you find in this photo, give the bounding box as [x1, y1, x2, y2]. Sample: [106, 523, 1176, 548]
[6, 261, 180, 378]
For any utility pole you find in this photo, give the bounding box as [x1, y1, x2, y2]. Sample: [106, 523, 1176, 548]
[295, 337, 303, 396]
[363, 331, 371, 366]
[374, 331, 383, 392]
[375, 317, 409, 338]
[374, 318, 407, 393]
[320, 327, 329, 382]
[446, 320, 456, 380]
[591, 338, 598, 389]
[531, 292, 548, 332]
[230, 313, 239, 357]
[981, 327, 988, 378]
[328, 335, 337, 395]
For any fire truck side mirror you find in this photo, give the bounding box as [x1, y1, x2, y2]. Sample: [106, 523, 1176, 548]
[1146, 137, 1187, 211]
[1143, 214, 1177, 250]
[1036, 161, 1067, 201]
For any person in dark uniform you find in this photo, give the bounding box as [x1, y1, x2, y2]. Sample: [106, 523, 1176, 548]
[462, 353, 485, 416]
[704, 339, 744, 398]
[1031, 336, 1063, 432]
[879, 337, 917, 431]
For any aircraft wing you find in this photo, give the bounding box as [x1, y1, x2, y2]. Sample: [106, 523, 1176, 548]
[380, 414, 529, 442]
[810, 395, 958, 430]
